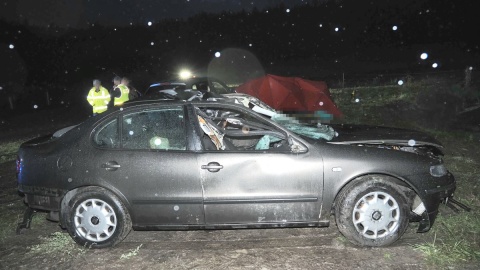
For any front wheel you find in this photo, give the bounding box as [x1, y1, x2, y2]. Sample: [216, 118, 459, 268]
[65, 187, 132, 248]
[335, 176, 410, 247]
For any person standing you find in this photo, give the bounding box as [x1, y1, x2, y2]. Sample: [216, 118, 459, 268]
[87, 79, 111, 115]
[122, 77, 141, 100]
[111, 77, 130, 107]
[112, 76, 121, 91]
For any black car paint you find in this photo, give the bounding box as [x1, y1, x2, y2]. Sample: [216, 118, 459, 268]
[17, 100, 455, 233]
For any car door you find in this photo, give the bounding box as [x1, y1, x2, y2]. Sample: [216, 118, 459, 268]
[91, 105, 204, 226]
[194, 104, 323, 225]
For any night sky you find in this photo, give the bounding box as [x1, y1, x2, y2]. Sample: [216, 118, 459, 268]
[0, 0, 479, 112]
[0, 0, 310, 27]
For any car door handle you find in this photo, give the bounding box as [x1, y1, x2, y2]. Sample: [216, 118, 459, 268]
[102, 161, 121, 171]
[201, 162, 223, 172]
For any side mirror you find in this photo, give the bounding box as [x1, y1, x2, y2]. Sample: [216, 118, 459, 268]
[289, 137, 308, 153]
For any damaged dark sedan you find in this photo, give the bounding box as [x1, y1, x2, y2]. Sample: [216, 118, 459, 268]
[17, 99, 456, 248]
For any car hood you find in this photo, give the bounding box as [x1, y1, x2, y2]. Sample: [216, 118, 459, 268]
[328, 124, 443, 148]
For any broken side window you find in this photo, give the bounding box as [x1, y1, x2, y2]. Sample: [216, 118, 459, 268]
[195, 106, 289, 151]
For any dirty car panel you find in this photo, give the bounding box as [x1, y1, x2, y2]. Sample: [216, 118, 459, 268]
[17, 100, 456, 248]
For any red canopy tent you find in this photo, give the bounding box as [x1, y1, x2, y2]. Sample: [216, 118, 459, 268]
[236, 74, 342, 117]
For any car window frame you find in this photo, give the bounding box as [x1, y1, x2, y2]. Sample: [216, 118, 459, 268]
[120, 106, 188, 151]
[91, 104, 198, 152]
[191, 103, 305, 153]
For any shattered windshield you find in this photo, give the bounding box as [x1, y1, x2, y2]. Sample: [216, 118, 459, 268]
[271, 114, 335, 141]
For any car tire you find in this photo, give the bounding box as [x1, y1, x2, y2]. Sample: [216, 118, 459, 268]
[65, 187, 132, 248]
[335, 175, 410, 247]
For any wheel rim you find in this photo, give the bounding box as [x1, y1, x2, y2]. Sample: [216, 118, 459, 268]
[74, 198, 117, 242]
[352, 191, 400, 239]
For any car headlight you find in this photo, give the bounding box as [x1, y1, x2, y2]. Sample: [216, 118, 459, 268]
[430, 164, 447, 177]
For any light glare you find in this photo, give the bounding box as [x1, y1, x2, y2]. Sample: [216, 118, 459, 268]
[179, 69, 192, 79]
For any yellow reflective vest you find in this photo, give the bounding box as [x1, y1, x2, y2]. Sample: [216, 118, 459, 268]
[87, 86, 111, 114]
[114, 84, 130, 106]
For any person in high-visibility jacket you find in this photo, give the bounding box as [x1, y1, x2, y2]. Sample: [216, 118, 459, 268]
[87, 79, 111, 115]
[111, 77, 130, 106]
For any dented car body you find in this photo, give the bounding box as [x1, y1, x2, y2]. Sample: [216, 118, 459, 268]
[17, 100, 455, 248]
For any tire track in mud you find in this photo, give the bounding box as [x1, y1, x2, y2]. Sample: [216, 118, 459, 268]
[90, 227, 426, 270]
[119, 228, 342, 251]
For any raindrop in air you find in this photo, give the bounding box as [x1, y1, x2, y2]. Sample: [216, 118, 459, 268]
[319, 24, 323, 27]
[432, 63, 438, 68]
[9, 44, 14, 49]
[398, 80, 404, 86]
[335, 27, 339, 32]
[0, 86, 3, 90]
[420, 53, 428, 60]
[33, 105, 38, 109]
[286, 9, 290, 13]
[215, 52, 221, 58]
[355, 98, 360, 103]
[150, 42, 154, 46]
[249, 43, 253, 47]
[392, 26, 398, 31]
[319, 101, 324, 106]
[408, 139, 416, 146]
[147, 21, 152, 26]
[469, 66, 473, 71]
[129, 131, 134, 136]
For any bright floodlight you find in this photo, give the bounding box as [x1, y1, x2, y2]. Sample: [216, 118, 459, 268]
[432, 63, 438, 68]
[179, 69, 192, 79]
[398, 80, 404, 86]
[215, 52, 221, 58]
[420, 53, 428, 60]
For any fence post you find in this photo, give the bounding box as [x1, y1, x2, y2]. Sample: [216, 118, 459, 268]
[8, 96, 14, 110]
[46, 91, 51, 106]
[464, 67, 472, 88]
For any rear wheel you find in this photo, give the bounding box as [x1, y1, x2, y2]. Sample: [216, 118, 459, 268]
[65, 187, 131, 248]
[335, 176, 410, 247]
